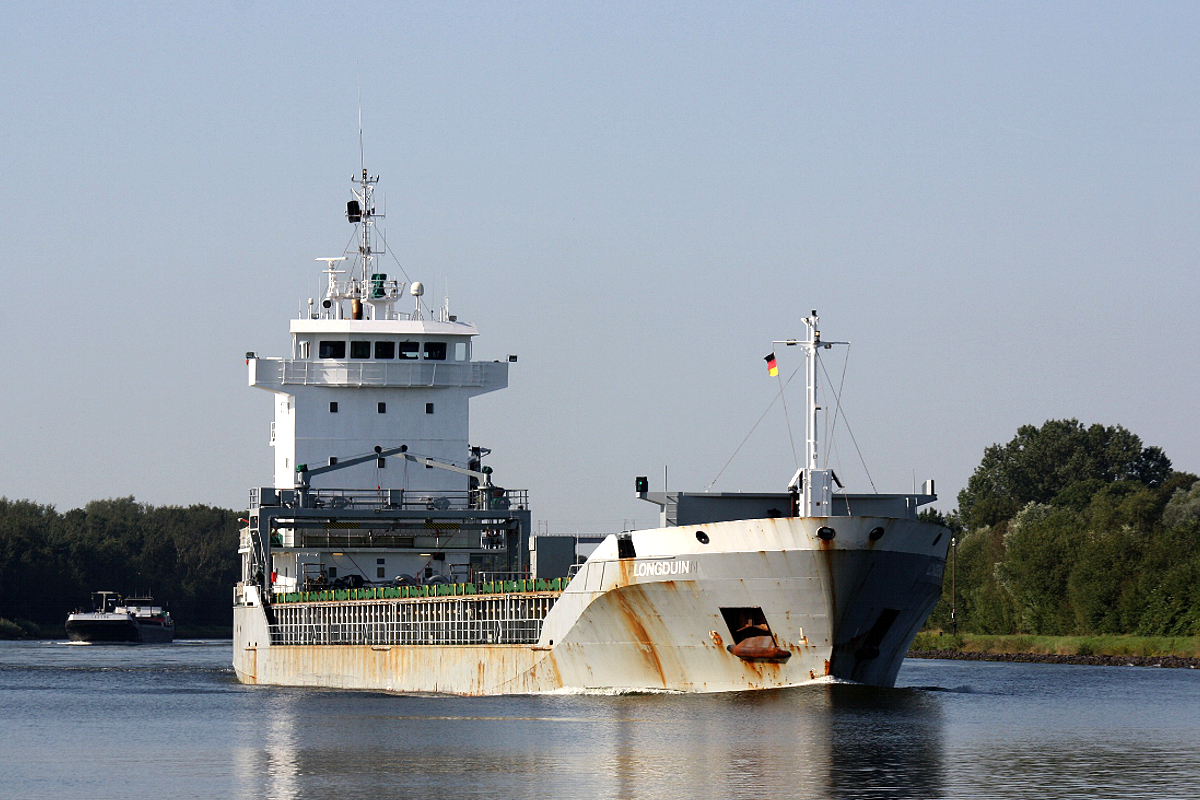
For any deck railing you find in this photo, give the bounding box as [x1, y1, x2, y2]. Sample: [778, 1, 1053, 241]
[268, 592, 556, 646]
[249, 487, 530, 513]
[260, 359, 502, 389]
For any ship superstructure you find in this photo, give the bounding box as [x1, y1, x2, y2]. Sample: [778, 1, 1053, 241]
[240, 166, 528, 602]
[233, 161, 949, 694]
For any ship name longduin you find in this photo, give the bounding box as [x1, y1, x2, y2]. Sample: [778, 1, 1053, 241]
[633, 559, 699, 578]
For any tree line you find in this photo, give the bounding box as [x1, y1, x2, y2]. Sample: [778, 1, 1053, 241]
[923, 419, 1200, 637]
[0, 497, 241, 635]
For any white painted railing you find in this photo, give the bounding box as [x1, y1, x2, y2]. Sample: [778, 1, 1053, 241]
[265, 359, 500, 387]
[269, 594, 554, 646]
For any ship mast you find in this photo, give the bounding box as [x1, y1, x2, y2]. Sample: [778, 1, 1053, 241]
[780, 311, 847, 516]
[323, 165, 401, 321]
[348, 167, 381, 284]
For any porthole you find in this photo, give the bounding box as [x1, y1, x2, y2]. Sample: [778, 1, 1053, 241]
[869, 526, 885, 541]
[696, 531, 710, 545]
[817, 526, 836, 541]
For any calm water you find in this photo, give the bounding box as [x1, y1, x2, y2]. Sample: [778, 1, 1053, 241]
[1, 641, 1198, 800]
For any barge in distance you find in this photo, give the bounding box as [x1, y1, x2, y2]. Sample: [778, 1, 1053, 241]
[67, 592, 175, 644]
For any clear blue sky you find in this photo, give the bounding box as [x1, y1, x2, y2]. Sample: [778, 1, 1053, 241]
[3, 2, 1197, 533]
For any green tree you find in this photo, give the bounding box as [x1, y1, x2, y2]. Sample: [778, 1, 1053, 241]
[1162, 478, 1200, 530]
[954, 522, 1015, 634]
[1132, 520, 1200, 635]
[1067, 522, 1143, 634]
[995, 502, 1078, 634]
[920, 423, 1198, 638]
[957, 419, 1172, 530]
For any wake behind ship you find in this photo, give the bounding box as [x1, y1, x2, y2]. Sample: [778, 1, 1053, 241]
[233, 162, 949, 694]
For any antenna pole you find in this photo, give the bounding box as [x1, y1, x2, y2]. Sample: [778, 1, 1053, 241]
[357, 65, 364, 174]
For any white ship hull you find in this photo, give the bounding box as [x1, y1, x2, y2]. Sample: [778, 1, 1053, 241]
[233, 163, 946, 696]
[233, 515, 947, 694]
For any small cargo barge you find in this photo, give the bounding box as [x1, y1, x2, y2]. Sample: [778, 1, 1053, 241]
[67, 592, 175, 644]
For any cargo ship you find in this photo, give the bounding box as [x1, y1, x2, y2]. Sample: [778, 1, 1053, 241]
[67, 592, 175, 644]
[232, 162, 949, 693]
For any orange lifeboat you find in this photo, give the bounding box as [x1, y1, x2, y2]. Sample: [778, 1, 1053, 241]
[728, 623, 791, 662]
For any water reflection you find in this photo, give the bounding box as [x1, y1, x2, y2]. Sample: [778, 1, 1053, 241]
[228, 669, 1200, 800]
[825, 684, 945, 798]
[232, 688, 302, 799]
[952, 736, 1200, 799]
[264, 691, 302, 800]
[235, 683, 946, 800]
[6, 642, 1198, 800]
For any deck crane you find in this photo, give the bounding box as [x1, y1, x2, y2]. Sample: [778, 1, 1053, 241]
[295, 444, 499, 498]
[248, 444, 512, 596]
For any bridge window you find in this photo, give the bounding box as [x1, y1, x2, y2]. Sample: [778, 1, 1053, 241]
[319, 340, 346, 359]
[329, 402, 338, 413]
[374, 341, 395, 359]
[426, 403, 434, 414]
[454, 341, 468, 361]
[350, 341, 371, 359]
[424, 341, 447, 360]
[377, 402, 386, 413]
[399, 341, 419, 360]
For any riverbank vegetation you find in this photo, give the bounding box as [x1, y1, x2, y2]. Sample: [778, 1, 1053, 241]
[922, 419, 1200, 645]
[0, 497, 240, 638]
[912, 631, 1200, 659]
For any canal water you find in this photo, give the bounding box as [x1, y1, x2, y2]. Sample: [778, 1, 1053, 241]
[0, 640, 1197, 799]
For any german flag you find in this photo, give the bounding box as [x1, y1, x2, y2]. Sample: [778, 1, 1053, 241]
[764, 352, 778, 377]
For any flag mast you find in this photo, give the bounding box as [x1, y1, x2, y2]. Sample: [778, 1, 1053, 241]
[776, 311, 847, 516]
